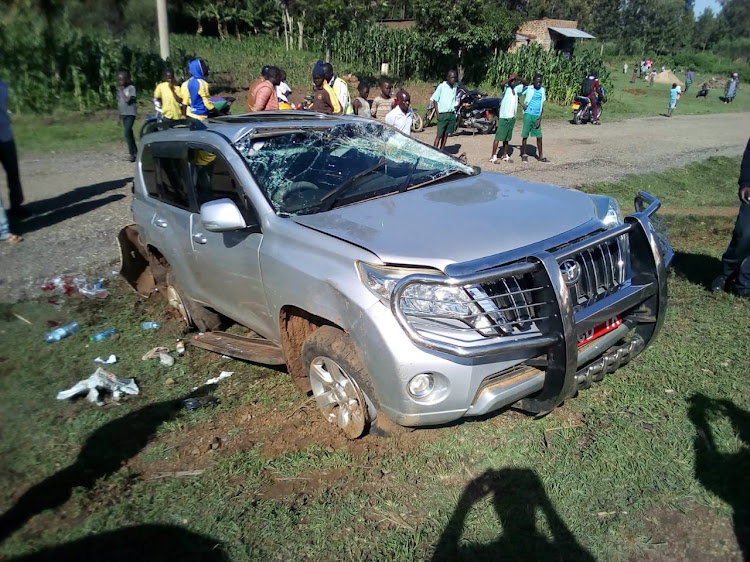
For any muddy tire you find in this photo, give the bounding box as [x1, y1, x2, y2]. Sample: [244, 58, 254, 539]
[411, 112, 424, 133]
[166, 273, 221, 332]
[301, 326, 372, 439]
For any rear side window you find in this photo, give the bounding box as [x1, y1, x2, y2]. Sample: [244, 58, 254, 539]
[140, 144, 193, 210]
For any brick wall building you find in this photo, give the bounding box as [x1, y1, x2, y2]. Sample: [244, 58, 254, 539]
[509, 18, 594, 56]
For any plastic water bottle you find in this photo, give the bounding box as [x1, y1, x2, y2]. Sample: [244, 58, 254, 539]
[90, 328, 118, 342]
[44, 321, 81, 343]
[141, 321, 160, 330]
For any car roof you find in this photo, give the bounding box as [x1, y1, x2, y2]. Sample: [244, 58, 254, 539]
[155, 112, 372, 144]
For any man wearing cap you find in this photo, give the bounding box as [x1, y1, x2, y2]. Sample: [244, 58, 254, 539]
[311, 61, 341, 115]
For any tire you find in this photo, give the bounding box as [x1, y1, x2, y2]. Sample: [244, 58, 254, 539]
[165, 272, 222, 332]
[574, 111, 583, 125]
[139, 119, 158, 139]
[411, 112, 424, 133]
[301, 326, 373, 439]
[423, 108, 436, 128]
[488, 116, 498, 135]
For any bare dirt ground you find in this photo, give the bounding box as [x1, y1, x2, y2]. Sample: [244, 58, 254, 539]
[0, 111, 748, 303]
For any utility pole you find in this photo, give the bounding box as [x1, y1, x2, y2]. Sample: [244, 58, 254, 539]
[157, 0, 170, 61]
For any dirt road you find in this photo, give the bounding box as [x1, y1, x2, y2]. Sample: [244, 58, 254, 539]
[1, 112, 748, 303]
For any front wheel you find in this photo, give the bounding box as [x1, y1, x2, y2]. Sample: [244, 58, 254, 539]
[302, 326, 372, 439]
[411, 111, 424, 133]
[423, 107, 436, 128]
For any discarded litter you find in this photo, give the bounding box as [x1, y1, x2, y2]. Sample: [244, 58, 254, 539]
[41, 275, 109, 299]
[205, 371, 234, 385]
[44, 321, 80, 343]
[94, 354, 118, 365]
[159, 353, 175, 367]
[56, 367, 139, 406]
[90, 328, 118, 342]
[176, 339, 186, 356]
[142, 347, 170, 360]
[181, 395, 219, 410]
[141, 321, 160, 330]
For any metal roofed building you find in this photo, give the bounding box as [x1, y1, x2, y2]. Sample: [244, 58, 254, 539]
[509, 18, 595, 57]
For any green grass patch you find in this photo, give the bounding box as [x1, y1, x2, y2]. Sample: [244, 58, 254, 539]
[13, 111, 125, 155]
[1, 160, 749, 560]
[583, 155, 742, 210]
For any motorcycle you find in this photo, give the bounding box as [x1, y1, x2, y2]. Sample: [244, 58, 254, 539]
[139, 96, 236, 138]
[571, 87, 605, 125]
[455, 85, 499, 134]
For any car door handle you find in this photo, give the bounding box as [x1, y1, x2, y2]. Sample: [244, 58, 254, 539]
[154, 218, 168, 228]
[192, 233, 207, 244]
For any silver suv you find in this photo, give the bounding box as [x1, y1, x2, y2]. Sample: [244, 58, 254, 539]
[121, 113, 673, 438]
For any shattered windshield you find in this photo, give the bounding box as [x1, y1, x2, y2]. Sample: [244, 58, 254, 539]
[234, 121, 476, 215]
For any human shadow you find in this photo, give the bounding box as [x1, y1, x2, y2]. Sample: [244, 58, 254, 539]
[443, 144, 462, 155]
[15, 178, 132, 234]
[672, 251, 723, 290]
[688, 394, 750, 558]
[0, 391, 201, 542]
[431, 468, 595, 561]
[7, 524, 227, 561]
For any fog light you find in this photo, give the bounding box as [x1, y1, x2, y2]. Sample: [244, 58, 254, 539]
[408, 373, 434, 398]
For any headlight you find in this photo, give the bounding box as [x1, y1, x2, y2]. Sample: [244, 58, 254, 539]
[357, 262, 513, 337]
[590, 194, 622, 227]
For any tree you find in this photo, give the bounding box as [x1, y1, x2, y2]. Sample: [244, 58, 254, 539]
[414, 0, 520, 78]
[719, 0, 750, 39]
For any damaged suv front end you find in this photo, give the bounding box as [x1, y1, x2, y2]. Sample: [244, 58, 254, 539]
[358, 192, 672, 424]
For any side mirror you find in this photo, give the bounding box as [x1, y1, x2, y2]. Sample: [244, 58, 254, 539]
[200, 198, 247, 232]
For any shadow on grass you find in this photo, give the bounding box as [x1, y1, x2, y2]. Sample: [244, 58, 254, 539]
[688, 394, 750, 559]
[0, 392, 197, 543]
[431, 468, 594, 561]
[7, 524, 227, 561]
[672, 251, 723, 289]
[13, 178, 132, 235]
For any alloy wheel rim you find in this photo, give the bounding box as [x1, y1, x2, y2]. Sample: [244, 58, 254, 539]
[309, 356, 366, 439]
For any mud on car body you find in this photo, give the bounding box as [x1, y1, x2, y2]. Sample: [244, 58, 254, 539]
[121, 112, 673, 438]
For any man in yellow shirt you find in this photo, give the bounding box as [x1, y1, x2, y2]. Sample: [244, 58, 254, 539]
[153, 69, 183, 121]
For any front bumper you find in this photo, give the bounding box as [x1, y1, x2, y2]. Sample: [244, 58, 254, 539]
[376, 191, 671, 424]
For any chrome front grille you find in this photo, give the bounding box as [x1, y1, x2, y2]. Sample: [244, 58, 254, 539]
[559, 236, 627, 311]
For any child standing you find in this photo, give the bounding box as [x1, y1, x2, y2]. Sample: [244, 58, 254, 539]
[371, 78, 394, 122]
[353, 83, 372, 117]
[116, 69, 137, 162]
[153, 69, 183, 121]
[667, 83, 678, 117]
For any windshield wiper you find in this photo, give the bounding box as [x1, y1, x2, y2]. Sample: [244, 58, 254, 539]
[317, 157, 386, 212]
[399, 157, 421, 193]
[406, 168, 473, 192]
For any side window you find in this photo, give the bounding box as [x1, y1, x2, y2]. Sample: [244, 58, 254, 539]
[189, 148, 254, 220]
[141, 144, 192, 210]
[157, 157, 191, 209]
[140, 145, 158, 198]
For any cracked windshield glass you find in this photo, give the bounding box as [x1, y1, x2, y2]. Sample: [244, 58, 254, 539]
[234, 121, 476, 215]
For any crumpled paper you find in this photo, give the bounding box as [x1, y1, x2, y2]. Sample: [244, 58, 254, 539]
[56, 367, 139, 406]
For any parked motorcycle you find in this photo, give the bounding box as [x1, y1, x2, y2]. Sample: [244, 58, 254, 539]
[139, 96, 236, 138]
[455, 85, 499, 134]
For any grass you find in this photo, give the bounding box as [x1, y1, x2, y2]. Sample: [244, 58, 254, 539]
[13, 111, 124, 155]
[1, 159, 749, 561]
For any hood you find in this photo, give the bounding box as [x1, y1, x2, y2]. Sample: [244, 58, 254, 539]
[293, 172, 598, 271]
[189, 59, 205, 81]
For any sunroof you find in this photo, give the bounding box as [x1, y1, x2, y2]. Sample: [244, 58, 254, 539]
[212, 112, 337, 124]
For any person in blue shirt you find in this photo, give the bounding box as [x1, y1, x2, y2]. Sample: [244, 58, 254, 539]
[520, 74, 548, 163]
[667, 83, 678, 117]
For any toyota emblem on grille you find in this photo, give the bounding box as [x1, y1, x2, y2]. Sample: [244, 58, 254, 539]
[560, 259, 582, 286]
